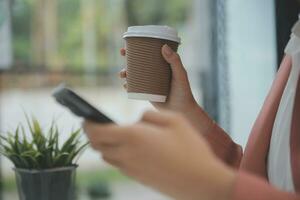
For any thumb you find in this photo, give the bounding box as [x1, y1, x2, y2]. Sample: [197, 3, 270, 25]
[161, 44, 187, 81]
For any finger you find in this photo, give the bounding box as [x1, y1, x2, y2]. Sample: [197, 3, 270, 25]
[102, 155, 123, 167]
[83, 121, 127, 147]
[120, 48, 126, 56]
[119, 69, 127, 78]
[100, 145, 125, 167]
[141, 110, 183, 126]
[161, 44, 187, 81]
[94, 141, 122, 150]
[141, 110, 166, 126]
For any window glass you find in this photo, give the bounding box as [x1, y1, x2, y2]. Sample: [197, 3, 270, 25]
[227, 0, 277, 148]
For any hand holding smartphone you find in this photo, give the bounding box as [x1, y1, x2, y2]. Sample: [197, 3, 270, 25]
[52, 84, 114, 124]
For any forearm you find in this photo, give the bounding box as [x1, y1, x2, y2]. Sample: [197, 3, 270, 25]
[200, 160, 236, 200]
[184, 102, 243, 168]
[183, 100, 215, 135]
[232, 171, 300, 200]
[166, 155, 237, 200]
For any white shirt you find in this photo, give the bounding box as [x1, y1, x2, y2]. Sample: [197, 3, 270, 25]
[267, 20, 300, 192]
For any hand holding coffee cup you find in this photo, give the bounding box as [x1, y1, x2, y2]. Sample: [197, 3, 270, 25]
[122, 25, 181, 102]
[120, 26, 196, 111]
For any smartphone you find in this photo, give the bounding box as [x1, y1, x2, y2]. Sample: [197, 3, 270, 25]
[52, 84, 114, 124]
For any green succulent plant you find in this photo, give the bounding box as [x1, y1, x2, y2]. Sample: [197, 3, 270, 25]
[0, 116, 88, 169]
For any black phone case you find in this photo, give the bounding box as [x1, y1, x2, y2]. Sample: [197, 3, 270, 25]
[52, 85, 114, 123]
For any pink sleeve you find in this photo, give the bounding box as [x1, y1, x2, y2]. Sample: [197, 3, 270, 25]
[233, 171, 300, 200]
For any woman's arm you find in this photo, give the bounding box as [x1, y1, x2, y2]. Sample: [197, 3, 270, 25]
[183, 54, 292, 171]
[83, 110, 300, 200]
[120, 45, 243, 167]
[83, 110, 237, 200]
[233, 171, 300, 200]
[240, 55, 292, 177]
[157, 45, 244, 167]
[184, 102, 243, 168]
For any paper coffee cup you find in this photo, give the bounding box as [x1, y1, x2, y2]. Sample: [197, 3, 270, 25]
[123, 25, 181, 102]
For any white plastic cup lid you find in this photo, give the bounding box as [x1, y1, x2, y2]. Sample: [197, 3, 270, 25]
[123, 25, 181, 43]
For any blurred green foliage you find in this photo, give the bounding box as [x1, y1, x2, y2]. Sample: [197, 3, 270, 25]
[10, 0, 191, 71]
[11, 0, 32, 64]
[125, 0, 190, 26]
[57, 0, 83, 70]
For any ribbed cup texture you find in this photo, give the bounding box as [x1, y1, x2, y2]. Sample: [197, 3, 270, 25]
[125, 37, 179, 96]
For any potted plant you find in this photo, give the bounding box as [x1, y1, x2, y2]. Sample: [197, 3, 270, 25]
[0, 116, 88, 200]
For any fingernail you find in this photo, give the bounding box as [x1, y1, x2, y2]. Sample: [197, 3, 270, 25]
[163, 44, 173, 56]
